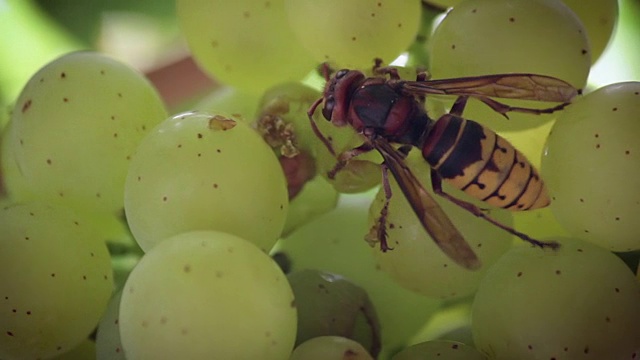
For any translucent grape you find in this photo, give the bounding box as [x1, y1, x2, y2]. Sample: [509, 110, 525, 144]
[290, 336, 374, 360]
[287, 269, 381, 357]
[542, 82, 640, 251]
[273, 193, 443, 358]
[392, 340, 487, 360]
[472, 237, 640, 359]
[119, 230, 297, 360]
[0, 202, 113, 360]
[50, 339, 96, 360]
[5, 51, 167, 215]
[284, 0, 422, 69]
[560, 0, 619, 64]
[369, 151, 514, 300]
[176, 0, 317, 93]
[409, 301, 473, 346]
[124, 111, 288, 253]
[193, 86, 262, 123]
[429, 0, 590, 131]
[96, 290, 126, 360]
[282, 175, 339, 237]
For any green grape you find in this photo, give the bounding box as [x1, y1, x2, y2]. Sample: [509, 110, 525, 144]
[124, 111, 288, 253]
[193, 86, 262, 123]
[290, 336, 374, 360]
[422, 0, 462, 9]
[409, 301, 473, 346]
[284, 0, 422, 69]
[0, 202, 113, 360]
[542, 82, 640, 252]
[429, 0, 590, 131]
[369, 151, 514, 300]
[50, 339, 97, 360]
[5, 51, 168, 216]
[471, 237, 640, 360]
[560, 0, 619, 64]
[287, 269, 381, 357]
[96, 290, 126, 360]
[282, 174, 339, 237]
[393, 340, 487, 360]
[273, 192, 443, 359]
[118, 230, 297, 360]
[176, 0, 317, 94]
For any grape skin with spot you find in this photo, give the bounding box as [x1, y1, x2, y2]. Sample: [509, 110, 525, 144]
[0, 202, 113, 360]
[542, 81, 640, 252]
[119, 230, 297, 360]
[471, 237, 640, 360]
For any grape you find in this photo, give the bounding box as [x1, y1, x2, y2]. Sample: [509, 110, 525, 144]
[472, 237, 640, 359]
[541, 82, 640, 252]
[96, 290, 126, 360]
[369, 150, 514, 300]
[4, 51, 168, 216]
[284, 0, 422, 69]
[50, 339, 97, 360]
[176, 0, 317, 94]
[273, 192, 443, 358]
[282, 174, 339, 237]
[0, 201, 113, 360]
[290, 336, 374, 360]
[409, 301, 473, 346]
[194, 86, 262, 123]
[287, 269, 381, 357]
[560, 0, 619, 64]
[429, 0, 590, 131]
[124, 111, 288, 253]
[392, 340, 487, 360]
[118, 230, 297, 360]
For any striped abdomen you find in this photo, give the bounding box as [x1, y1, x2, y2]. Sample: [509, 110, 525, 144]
[421, 114, 549, 210]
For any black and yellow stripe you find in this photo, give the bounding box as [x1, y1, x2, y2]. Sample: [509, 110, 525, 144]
[422, 114, 549, 210]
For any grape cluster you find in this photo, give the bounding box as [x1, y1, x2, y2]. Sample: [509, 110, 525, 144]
[0, 0, 638, 359]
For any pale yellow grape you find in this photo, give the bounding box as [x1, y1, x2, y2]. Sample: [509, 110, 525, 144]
[6, 51, 167, 215]
[193, 86, 262, 123]
[369, 151, 514, 300]
[50, 339, 97, 360]
[472, 237, 640, 359]
[282, 175, 339, 237]
[429, 0, 590, 131]
[96, 290, 126, 360]
[119, 231, 297, 360]
[124, 111, 288, 253]
[561, 0, 619, 64]
[176, 0, 316, 93]
[273, 193, 443, 358]
[542, 82, 640, 252]
[0, 202, 113, 360]
[392, 340, 487, 360]
[284, 0, 422, 69]
[290, 336, 374, 360]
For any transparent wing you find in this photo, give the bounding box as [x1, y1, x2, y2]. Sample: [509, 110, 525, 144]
[401, 73, 579, 103]
[371, 137, 481, 270]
